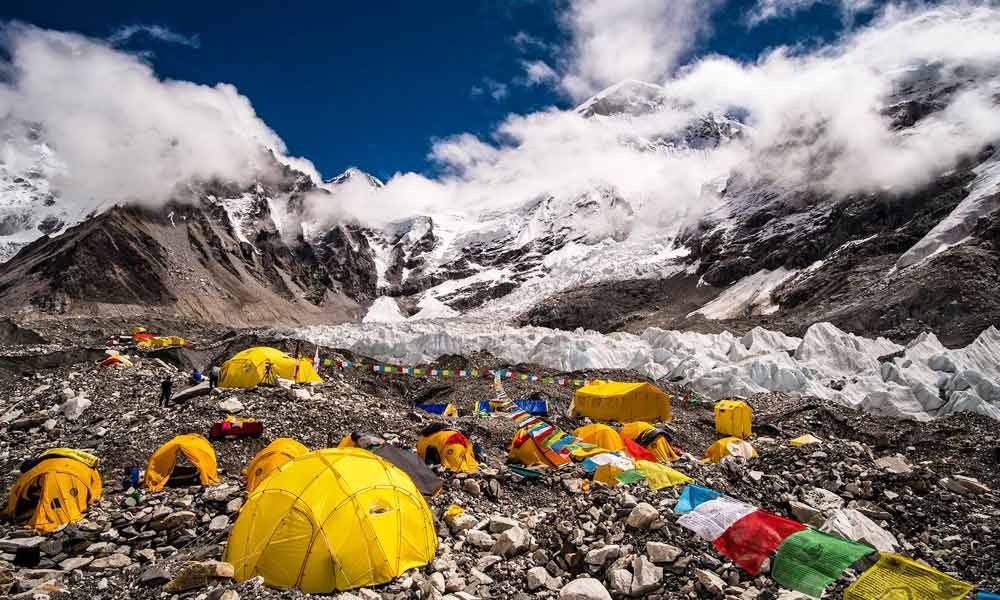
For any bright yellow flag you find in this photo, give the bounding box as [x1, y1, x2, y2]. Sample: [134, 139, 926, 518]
[636, 460, 693, 491]
[845, 553, 972, 600]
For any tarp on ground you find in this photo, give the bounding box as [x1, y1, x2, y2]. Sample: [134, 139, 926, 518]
[773, 529, 876, 598]
[677, 497, 757, 542]
[573, 381, 671, 422]
[476, 399, 549, 416]
[712, 510, 807, 575]
[844, 553, 973, 600]
[674, 484, 721, 513]
[635, 460, 692, 491]
[375, 445, 444, 497]
[417, 403, 458, 417]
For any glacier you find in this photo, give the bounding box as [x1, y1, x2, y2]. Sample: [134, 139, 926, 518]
[285, 320, 1000, 422]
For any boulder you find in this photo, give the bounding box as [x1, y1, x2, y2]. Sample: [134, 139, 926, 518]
[608, 569, 633, 595]
[62, 396, 92, 421]
[491, 526, 530, 557]
[820, 509, 898, 552]
[799, 487, 844, 513]
[487, 516, 520, 533]
[465, 529, 494, 549]
[89, 553, 131, 570]
[139, 566, 171, 586]
[939, 475, 992, 495]
[208, 515, 230, 532]
[560, 577, 612, 600]
[153, 510, 197, 531]
[526, 566, 550, 591]
[695, 569, 727, 597]
[874, 455, 913, 474]
[630, 555, 663, 596]
[625, 503, 659, 529]
[218, 398, 244, 413]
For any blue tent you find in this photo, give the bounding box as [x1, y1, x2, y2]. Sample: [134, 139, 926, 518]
[417, 403, 458, 416]
[476, 399, 549, 416]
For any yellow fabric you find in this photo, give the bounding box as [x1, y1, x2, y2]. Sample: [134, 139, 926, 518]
[619, 422, 679, 462]
[337, 434, 356, 448]
[789, 434, 822, 447]
[714, 400, 752, 439]
[593, 464, 623, 487]
[573, 424, 625, 452]
[444, 505, 464, 521]
[844, 553, 973, 600]
[635, 460, 692, 491]
[38, 448, 101, 469]
[703, 437, 758, 463]
[144, 434, 220, 492]
[573, 381, 672, 423]
[441, 404, 458, 417]
[244, 438, 309, 494]
[224, 448, 437, 593]
[4, 457, 102, 533]
[507, 430, 561, 468]
[219, 347, 323, 389]
[416, 430, 479, 473]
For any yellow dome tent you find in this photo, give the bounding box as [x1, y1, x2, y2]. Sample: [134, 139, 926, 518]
[704, 437, 758, 463]
[507, 428, 567, 468]
[224, 448, 437, 593]
[573, 424, 626, 453]
[145, 434, 220, 492]
[4, 451, 103, 533]
[244, 438, 309, 494]
[416, 426, 478, 473]
[219, 347, 323, 389]
[620, 421, 679, 463]
[573, 381, 672, 423]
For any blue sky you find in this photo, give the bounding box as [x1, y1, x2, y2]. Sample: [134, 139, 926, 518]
[1, 0, 872, 181]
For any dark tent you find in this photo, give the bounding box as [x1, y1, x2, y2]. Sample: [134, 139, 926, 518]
[374, 445, 443, 497]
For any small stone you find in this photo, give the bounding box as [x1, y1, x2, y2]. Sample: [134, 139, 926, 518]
[477, 555, 502, 572]
[874, 455, 913, 474]
[203, 485, 235, 502]
[209, 515, 230, 532]
[89, 553, 131, 570]
[154, 510, 197, 531]
[527, 566, 550, 591]
[584, 544, 620, 566]
[492, 526, 530, 557]
[465, 529, 495, 549]
[163, 560, 235, 593]
[226, 498, 244, 513]
[62, 396, 92, 421]
[609, 569, 633, 595]
[139, 565, 171, 586]
[59, 556, 93, 571]
[625, 503, 659, 529]
[462, 479, 481, 497]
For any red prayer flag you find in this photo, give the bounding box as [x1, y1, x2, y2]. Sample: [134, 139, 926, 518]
[620, 435, 657, 462]
[713, 510, 806, 575]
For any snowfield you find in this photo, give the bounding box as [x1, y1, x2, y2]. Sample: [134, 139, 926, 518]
[286, 320, 1000, 422]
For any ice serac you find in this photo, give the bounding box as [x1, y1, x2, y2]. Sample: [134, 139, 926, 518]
[288, 320, 1000, 422]
[896, 151, 1000, 270]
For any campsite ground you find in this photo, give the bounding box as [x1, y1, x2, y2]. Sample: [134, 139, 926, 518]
[0, 317, 998, 599]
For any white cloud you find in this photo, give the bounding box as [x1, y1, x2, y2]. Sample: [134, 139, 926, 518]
[522, 60, 559, 86]
[470, 77, 509, 101]
[556, 0, 723, 100]
[0, 23, 317, 216]
[511, 31, 548, 52]
[746, 0, 876, 25]
[320, 3, 1000, 237]
[108, 24, 201, 48]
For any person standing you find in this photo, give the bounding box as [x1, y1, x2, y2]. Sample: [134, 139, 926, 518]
[160, 376, 172, 407]
[209, 365, 221, 390]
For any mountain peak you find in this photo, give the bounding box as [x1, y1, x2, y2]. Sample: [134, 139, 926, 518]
[325, 167, 384, 189]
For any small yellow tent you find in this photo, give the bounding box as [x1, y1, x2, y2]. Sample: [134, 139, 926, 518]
[573, 381, 672, 423]
[714, 400, 752, 439]
[219, 347, 323, 389]
[573, 424, 626, 453]
[244, 438, 309, 494]
[704, 437, 758, 463]
[416, 428, 478, 473]
[4, 454, 103, 533]
[224, 448, 437, 593]
[507, 428, 566, 468]
[620, 421, 679, 463]
[145, 434, 220, 492]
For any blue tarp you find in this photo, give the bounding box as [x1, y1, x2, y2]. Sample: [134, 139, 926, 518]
[674, 484, 722, 513]
[476, 399, 549, 416]
[978, 593, 1000, 600]
[418, 403, 456, 416]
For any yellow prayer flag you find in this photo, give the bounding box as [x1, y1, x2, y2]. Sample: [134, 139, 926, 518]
[845, 554, 972, 600]
[636, 460, 693, 491]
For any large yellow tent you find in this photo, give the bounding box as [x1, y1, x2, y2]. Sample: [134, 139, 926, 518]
[224, 448, 437, 593]
[620, 421, 679, 463]
[244, 438, 309, 494]
[573, 381, 672, 423]
[4, 451, 103, 533]
[573, 424, 626, 453]
[416, 428, 479, 473]
[145, 434, 220, 492]
[219, 347, 323, 389]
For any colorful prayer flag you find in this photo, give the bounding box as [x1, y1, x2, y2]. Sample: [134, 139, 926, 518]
[773, 529, 875, 598]
[674, 484, 722, 513]
[677, 498, 757, 542]
[713, 510, 807, 575]
[845, 554, 973, 600]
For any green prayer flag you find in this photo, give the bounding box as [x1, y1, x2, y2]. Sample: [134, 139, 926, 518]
[773, 529, 875, 598]
[614, 469, 647, 485]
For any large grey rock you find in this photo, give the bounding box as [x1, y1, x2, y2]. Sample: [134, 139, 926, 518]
[89, 553, 131, 570]
[874, 455, 913, 474]
[939, 475, 992, 495]
[163, 560, 235, 593]
[560, 577, 612, 600]
[153, 510, 197, 531]
[62, 395, 92, 421]
[139, 566, 171, 586]
[695, 569, 727, 597]
[526, 566, 550, 591]
[608, 569, 633, 595]
[788, 500, 824, 526]
[491, 526, 529, 557]
[487, 515, 520, 533]
[208, 515, 230, 532]
[584, 544, 620, 566]
[465, 529, 495, 549]
[59, 556, 94, 571]
[218, 398, 244, 413]
[645, 541, 681, 563]
[625, 503, 659, 529]
[0, 537, 46, 552]
[630, 555, 663, 596]
[799, 487, 844, 513]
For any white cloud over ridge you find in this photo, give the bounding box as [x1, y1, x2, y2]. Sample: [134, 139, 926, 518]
[107, 24, 201, 48]
[0, 23, 319, 219]
[316, 3, 1000, 236]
